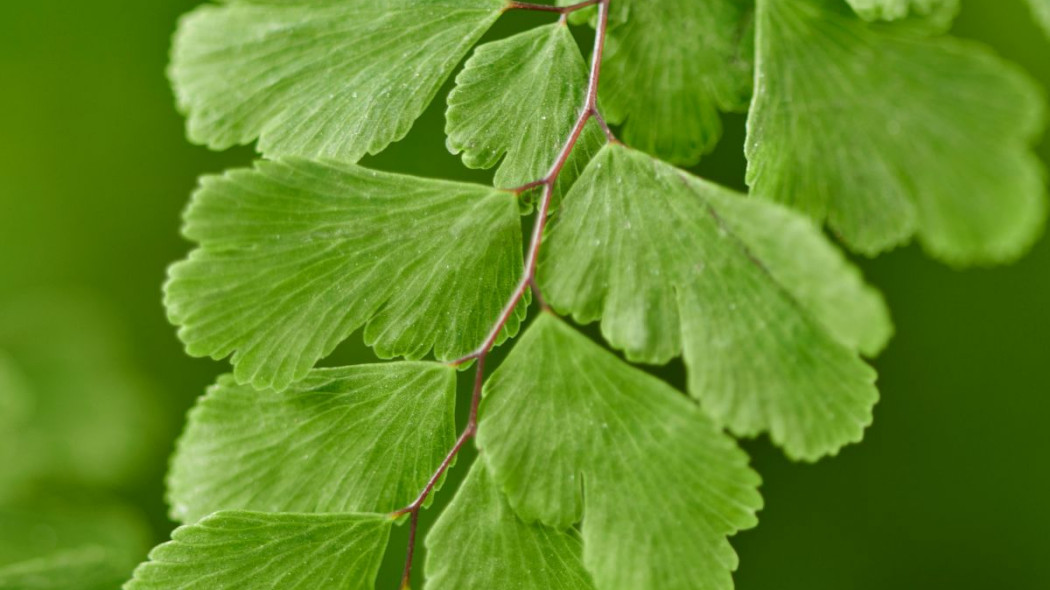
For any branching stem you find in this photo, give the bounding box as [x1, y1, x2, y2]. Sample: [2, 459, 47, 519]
[392, 1, 614, 587]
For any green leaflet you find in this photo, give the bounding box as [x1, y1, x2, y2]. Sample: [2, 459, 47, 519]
[168, 363, 455, 524]
[479, 315, 762, 590]
[846, 0, 958, 28]
[540, 144, 884, 460]
[165, 159, 525, 391]
[747, 0, 1048, 263]
[563, 0, 754, 165]
[124, 512, 391, 590]
[170, 0, 505, 161]
[709, 189, 894, 358]
[446, 23, 604, 197]
[424, 462, 596, 590]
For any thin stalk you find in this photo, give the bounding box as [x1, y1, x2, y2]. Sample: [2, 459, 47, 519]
[392, 1, 614, 587]
[505, 0, 601, 14]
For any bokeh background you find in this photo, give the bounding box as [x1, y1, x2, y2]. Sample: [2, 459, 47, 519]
[1, 1, 1047, 588]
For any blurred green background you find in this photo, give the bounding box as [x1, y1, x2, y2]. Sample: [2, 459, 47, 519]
[1, 0, 1047, 588]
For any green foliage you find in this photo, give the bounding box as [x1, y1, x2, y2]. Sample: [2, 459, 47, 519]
[165, 159, 525, 391]
[704, 183, 894, 358]
[541, 144, 885, 459]
[168, 364, 456, 523]
[170, 0, 505, 161]
[424, 463, 595, 590]
[125, 512, 391, 590]
[846, 0, 958, 27]
[446, 23, 604, 195]
[147, 0, 1049, 588]
[747, 0, 1046, 263]
[564, 0, 754, 164]
[479, 315, 762, 590]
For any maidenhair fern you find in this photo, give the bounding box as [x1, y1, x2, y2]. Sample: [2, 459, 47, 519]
[127, 0, 1048, 588]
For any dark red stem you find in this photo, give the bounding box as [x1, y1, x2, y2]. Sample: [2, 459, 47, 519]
[393, 1, 613, 587]
[505, 0, 601, 14]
